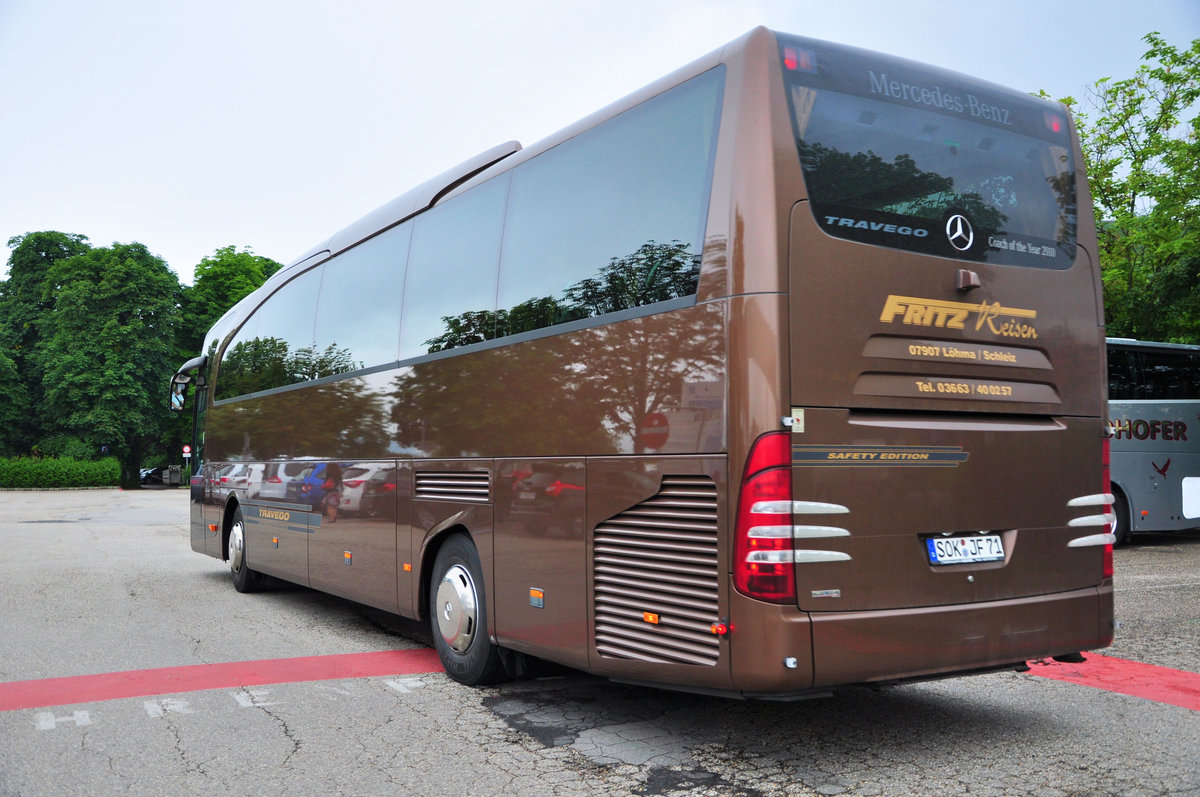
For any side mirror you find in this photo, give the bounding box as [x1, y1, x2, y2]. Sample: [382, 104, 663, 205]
[169, 354, 208, 413]
[169, 374, 190, 412]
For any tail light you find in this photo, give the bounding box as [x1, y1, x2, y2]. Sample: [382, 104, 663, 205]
[1102, 437, 1114, 579]
[344, 480, 365, 489]
[734, 432, 795, 604]
[267, 476, 282, 484]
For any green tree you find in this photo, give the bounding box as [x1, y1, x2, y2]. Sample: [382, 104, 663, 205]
[1059, 32, 1200, 342]
[0, 321, 29, 456]
[180, 246, 281, 357]
[37, 242, 182, 487]
[0, 232, 92, 452]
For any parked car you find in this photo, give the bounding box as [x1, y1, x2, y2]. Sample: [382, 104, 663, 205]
[259, 462, 314, 501]
[362, 466, 398, 519]
[218, 463, 264, 500]
[339, 464, 386, 514]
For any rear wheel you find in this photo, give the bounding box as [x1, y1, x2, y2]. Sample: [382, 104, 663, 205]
[429, 534, 504, 685]
[229, 508, 265, 592]
[1112, 491, 1132, 547]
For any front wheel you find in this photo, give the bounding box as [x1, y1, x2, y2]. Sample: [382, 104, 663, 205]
[429, 534, 504, 685]
[229, 508, 265, 593]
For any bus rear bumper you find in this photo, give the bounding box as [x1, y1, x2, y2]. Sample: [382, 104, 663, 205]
[808, 585, 1114, 688]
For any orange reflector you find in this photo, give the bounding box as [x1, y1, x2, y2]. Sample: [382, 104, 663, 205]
[1141, 510, 1149, 517]
[403, 563, 412, 572]
[343, 551, 352, 564]
[643, 612, 660, 624]
[208, 524, 218, 533]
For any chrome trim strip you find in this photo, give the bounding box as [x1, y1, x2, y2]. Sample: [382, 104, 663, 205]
[1067, 493, 1115, 507]
[751, 501, 850, 515]
[792, 525, 851, 539]
[744, 550, 853, 564]
[747, 525, 792, 539]
[792, 550, 853, 563]
[1067, 532, 1117, 548]
[1068, 513, 1116, 528]
[745, 550, 794, 564]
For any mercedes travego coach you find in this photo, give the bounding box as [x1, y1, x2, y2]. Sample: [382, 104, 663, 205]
[170, 28, 1114, 697]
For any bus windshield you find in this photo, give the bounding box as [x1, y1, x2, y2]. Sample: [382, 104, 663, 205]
[780, 35, 1076, 268]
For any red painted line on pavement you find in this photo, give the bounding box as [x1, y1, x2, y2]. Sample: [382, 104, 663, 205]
[5, 648, 1196, 713]
[0, 648, 444, 712]
[1028, 653, 1200, 711]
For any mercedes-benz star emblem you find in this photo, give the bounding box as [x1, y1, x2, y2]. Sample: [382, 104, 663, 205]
[946, 214, 974, 251]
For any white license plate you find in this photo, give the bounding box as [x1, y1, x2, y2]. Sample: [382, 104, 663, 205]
[926, 535, 1005, 565]
[519, 491, 537, 501]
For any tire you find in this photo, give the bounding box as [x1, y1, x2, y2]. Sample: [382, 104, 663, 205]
[1111, 491, 1132, 547]
[429, 534, 504, 685]
[229, 507, 265, 593]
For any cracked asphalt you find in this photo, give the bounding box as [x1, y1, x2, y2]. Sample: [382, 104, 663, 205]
[0, 489, 1197, 796]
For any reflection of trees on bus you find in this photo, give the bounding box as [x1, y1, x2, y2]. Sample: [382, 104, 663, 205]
[797, 141, 1007, 234]
[219, 337, 364, 396]
[398, 240, 719, 457]
[207, 378, 393, 461]
[423, 240, 700, 352]
[209, 339, 389, 461]
[563, 306, 722, 453]
[1045, 166, 1078, 245]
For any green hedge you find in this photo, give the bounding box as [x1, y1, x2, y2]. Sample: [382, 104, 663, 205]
[0, 457, 120, 489]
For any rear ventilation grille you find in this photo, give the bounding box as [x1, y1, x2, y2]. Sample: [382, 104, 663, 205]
[593, 475, 720, 666]
[414, 471, 490, 503]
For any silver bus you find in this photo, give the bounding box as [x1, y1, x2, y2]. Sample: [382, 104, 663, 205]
[1107, 337, 1200, 544]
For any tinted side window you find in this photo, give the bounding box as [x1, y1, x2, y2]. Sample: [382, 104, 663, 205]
[313, 223, 411, 374]
[1138, 350, 1200, 400]
[1106, 347, 1139, 400]
[399, 176, 508, 358]
[495, 68, 724, 336]
[216, 266, 323, 400]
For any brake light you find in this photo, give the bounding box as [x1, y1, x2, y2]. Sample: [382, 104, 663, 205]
[1102, 437, 1114, 579]
[344, 480, 365, 489]
[268, 476, 282, 484]
[734, 432, 795, 604]
[783, 46, 817, 74]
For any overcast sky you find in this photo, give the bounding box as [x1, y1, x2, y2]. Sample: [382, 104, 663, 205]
[1, 0, 1196, 284]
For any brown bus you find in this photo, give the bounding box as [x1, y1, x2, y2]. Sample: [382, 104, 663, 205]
[170, 27, 1115, 697]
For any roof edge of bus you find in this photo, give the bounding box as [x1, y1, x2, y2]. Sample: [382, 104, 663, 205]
[270, 28, 776, 270]
[1107, 337, 1200, 351]
[431, 28, 771, 207]
[283, 140, 523, 268]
